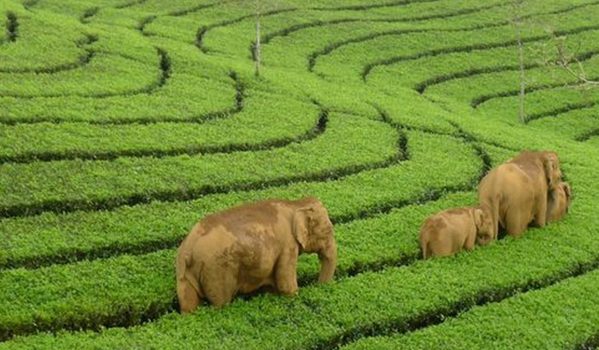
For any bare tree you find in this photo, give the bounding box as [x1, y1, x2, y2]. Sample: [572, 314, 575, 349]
[227, 0, 292, 77]
[254, 0, 261, 77]
[548, 32, 599, 89]
[511, 0, 527, 123]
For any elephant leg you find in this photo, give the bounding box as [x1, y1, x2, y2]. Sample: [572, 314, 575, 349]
[463, 236, 475, 251]
[533, 195, 548, 228]
[505, 209, 528, 237]
[202, 265, 239, 308]
[275, 252, 298, 295]
[429, 239, 455, 258]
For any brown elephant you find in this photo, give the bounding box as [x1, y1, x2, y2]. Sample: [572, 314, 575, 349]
[547, 181, 572, 222]
[419, 205, 494, 259]
[478, 151, 562, 238]
[176, 197, 337, 313]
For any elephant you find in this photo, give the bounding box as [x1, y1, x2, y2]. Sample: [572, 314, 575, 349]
[547, 181, 572, 222]
[478, 151, 562, 238]
[419, 205, 494, 259]
[175, 196, 337, 313]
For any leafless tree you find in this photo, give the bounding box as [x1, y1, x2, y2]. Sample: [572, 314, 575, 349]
[547, 32, 599, 89]
[511, 0, 527, 123]
[254, 0, 261, 77]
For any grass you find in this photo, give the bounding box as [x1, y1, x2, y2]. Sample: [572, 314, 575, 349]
[0, 0, 598, 348]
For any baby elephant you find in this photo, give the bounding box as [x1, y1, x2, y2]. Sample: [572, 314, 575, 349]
[176, 197, 337, 313]
[420, 206, 494, 259]
[548, 182, 572, 222]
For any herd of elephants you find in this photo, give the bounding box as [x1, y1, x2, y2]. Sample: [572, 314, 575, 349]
[175, 150, 572, 313]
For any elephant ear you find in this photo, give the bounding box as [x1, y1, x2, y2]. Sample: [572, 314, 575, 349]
[176, 248, 201, 296]
[542, 152, 559, 188]
[293, 206, 314, 249]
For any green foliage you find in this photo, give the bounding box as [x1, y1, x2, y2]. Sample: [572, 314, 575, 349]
[0, 192, 476, 339]
[1, 0, 598, 348]
[0, 113, 398, 216]
[2, 161, 598, 348]
[0, 91, 320, 162]
[0, 131, 478, 268]
[344, 269, 599, 350]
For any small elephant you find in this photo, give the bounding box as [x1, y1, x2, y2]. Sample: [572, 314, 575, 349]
[419, 205, 494, 259]
[176, 197, 337, 313]
[478, 151, 562, 238]
[547, 181, 572, 222]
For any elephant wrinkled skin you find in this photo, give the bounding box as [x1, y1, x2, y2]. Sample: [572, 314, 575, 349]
[176, 197, 337, 313]
[419, 206, 494, 259]
[478, 151, 562, 238]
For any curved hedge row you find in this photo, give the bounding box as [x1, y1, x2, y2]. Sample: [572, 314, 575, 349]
[370, 33, 599, 94]
[0, 52, 160, 98]
[0, 130, 480, 269]
[1, 0, 598, 347]
[426, 50, 599, 107]
[528, 107, 599, 141]
[0, 191, 476, 340]
[343, 268, 599, 350]
[0, 113, 398, 217]
[2, 158, 597, 348]
[0, 8, 87, 72]
[180, 0, 505, 56]
[0, 91, 320, 163]
[0, 35, 237, 124]
[311, 1, 599, 81]
[477, 85, 599, 124]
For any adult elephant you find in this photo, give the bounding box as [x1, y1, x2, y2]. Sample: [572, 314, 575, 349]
[478, 151, 562, 238]
[176, 197, 337, 313]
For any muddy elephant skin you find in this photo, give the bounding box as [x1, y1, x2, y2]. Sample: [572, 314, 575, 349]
[419, 205, 494, 259]
[176, 197, 337, 313]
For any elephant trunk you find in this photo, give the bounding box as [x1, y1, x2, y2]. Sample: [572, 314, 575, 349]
[317, 239, 337, 283]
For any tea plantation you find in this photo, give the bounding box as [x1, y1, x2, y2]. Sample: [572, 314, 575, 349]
[1, 0, 598, 348]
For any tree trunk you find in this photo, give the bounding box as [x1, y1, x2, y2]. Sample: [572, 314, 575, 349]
[514, 1, 526, 123]
[254, 4, 261, 77]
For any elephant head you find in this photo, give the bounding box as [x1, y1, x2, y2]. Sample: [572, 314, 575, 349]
[292, 198, 337, 283]
[474, 204, 494, 246]
[542, 151, 562, 190]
